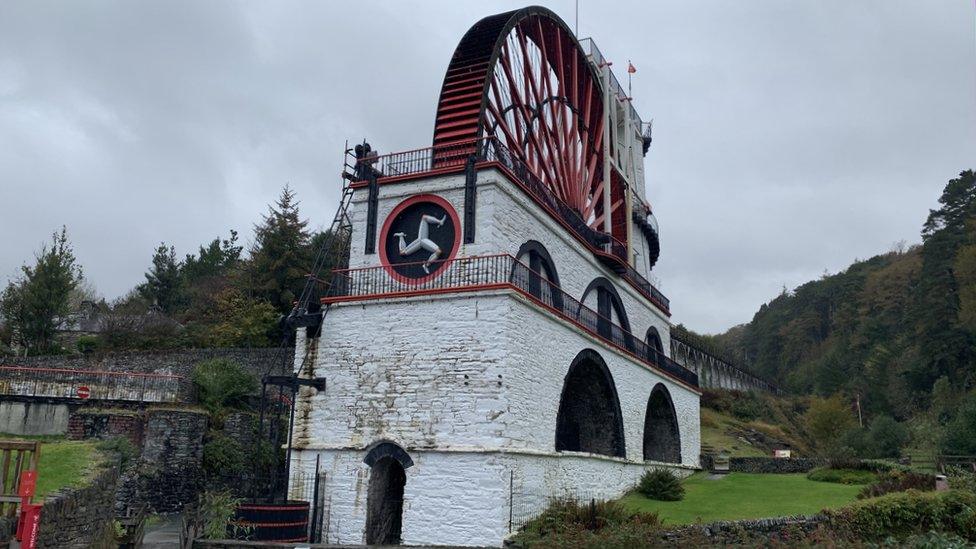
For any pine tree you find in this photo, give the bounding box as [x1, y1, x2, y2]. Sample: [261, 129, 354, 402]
[913, 170, 976, 392]
[0, 227, 83, 353]
[137, 243, 185, 314]
[247, 185, 312, 313]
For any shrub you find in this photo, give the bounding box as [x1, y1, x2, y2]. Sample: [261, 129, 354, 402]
[637, 469, 684, 501]
[513, 498, 660, 548]
[826, 489, 976, 541]
[804, 395, 856, 456]
[76, 335, 100, 354]
[191, 359, 258, 416]
[202, 432, 249, 479]
[945, 466, 976, 493]
[807, 467, 878, 485]
[858, 470, 936, 499]
[730, 392, 769, 421]
[865, 415, 909, 459]
[826, 458, 894, 474]
[942, 393, 976, 456]
[96, 436, 139, 468]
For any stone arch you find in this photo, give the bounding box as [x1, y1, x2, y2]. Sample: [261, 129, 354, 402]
[580, 278, 634, 351]
[512, 240, 563, 309]
[555, 349, 626, 457]
[364, 441, 410, 545]
[642, 383, 681, 463]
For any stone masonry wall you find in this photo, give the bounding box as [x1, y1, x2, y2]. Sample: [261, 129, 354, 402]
[292, 289, 699, 546]
[67, 408, 144, 447]
[37, 462, 119, 549]
[2, 347, 291, 380]
[115, 408, 208, 513]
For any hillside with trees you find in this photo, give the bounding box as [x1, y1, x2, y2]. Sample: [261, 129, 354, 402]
[704, 170, 976, 458]
[0, 185, 342, 355]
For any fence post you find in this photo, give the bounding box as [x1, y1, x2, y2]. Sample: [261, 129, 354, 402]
[508, 470, 514, 532]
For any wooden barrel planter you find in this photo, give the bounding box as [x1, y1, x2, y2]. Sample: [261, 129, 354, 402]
[231, 501, 310, 542]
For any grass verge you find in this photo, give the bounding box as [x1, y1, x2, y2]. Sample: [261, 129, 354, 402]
[619, 472, 861, 526]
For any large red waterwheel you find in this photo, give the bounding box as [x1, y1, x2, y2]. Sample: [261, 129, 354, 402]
[432, 7, 621, 235]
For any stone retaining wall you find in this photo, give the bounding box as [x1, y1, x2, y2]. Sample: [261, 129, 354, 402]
[660, 514, 827, 545]
[2, 347, 292, 380]
[115, 408, 208, 513]
[67, 409, 145, 446]
[700, 455, 826, 473]
[37, 462, 120, 549]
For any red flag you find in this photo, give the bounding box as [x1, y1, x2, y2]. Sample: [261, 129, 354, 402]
[627, 62, 636, 74]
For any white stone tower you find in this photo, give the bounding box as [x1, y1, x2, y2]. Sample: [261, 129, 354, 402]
[288, 6, 701, 546]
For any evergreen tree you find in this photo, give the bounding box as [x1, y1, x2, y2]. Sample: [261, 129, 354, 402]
[182, 231, 243, 285]
[137, 243, 185, 314]
[913, 170, 976, 392]
[0, 227, 83, 353]
[247, 186, 313, 313]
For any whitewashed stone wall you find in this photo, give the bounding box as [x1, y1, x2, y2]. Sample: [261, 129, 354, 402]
[294, 166, 699, 546]
[290, 448, 693, 547]
[291, 290, 699, 546]
[346, 168, 672, 355]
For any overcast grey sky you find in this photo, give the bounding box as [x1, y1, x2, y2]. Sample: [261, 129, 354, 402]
[1, 1, 974, 334]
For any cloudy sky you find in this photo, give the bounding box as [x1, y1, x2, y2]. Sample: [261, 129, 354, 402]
[1, 1, 974, 334]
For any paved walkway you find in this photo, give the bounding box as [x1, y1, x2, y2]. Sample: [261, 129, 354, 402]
[142, 514, 181, 548]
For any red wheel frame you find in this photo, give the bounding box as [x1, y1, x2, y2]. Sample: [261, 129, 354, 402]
[432, 7, 619, 232]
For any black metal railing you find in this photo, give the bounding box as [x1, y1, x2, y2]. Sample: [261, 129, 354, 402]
[344, 138, 670, 314]
[325, 254, 696, 387]
[349, 140, 475, 182]
[0, 366, 189, 403]
[619, 263, 670, 313]
[481, 139, 629, 263]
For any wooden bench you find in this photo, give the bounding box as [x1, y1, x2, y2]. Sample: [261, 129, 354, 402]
[0, 440, 41, 518]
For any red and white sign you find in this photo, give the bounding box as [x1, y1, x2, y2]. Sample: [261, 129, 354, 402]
[16, 503, 42, 549]
[76, 385, 91, 399]
[18, 470, 37, 498]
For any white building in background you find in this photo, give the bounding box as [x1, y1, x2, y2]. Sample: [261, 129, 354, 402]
[288, 6, 701, 546]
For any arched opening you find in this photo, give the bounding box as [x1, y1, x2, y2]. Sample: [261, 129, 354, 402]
[364, 442, 411, 545]
[643, 384, 681, 463]
[645, 326, 664, 363]
[580, 278, 634, 352]
[512, 240, 563, 310]
[555, 349, 626, 457]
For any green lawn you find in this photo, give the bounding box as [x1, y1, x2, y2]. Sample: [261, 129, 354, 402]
[619, 472, 861, 526]
[0, 436, 101, 499]
[36, 440, 101, 498]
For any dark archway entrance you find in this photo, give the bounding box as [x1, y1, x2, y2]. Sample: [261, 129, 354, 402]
[364, 442, 411, 545]
[643, 384, 681, 463]
[580, 278, 634, 352]
[555, 349, 626, 457]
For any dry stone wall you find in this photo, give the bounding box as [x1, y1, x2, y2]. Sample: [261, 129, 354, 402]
[2, 347, 289, 379]
[37, 462, 119, 549]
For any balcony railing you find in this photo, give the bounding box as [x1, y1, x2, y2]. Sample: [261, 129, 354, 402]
[324, 254, 697, 388]
[347, 138, 670, 315]
[0, 366, 190, 403]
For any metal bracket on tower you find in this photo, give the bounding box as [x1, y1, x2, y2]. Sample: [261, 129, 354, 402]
[463, 154, 477, 244]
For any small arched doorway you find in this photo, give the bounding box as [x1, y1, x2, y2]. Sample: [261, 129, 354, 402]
[555, 349, 626, 457]
[643, 384, 681, 463]
[364, 442, 412, 545]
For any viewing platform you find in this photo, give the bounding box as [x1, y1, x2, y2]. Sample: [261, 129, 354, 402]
[323, 253, 697, 389]
[345, 137, 671, 316]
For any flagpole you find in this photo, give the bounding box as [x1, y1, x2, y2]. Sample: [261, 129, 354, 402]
[628, 59, 632, 98]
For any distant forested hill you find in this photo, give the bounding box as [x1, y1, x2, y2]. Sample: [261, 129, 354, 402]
[710, 170, 976, 419]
